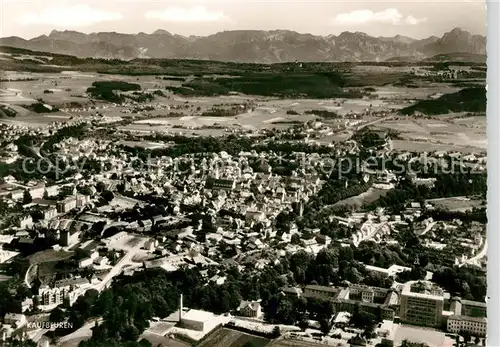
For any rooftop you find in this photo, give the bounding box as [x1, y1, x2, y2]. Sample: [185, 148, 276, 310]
[181, 309, 215, 322]
[305, 284, 339, 293]
[449, 315, 487, 323]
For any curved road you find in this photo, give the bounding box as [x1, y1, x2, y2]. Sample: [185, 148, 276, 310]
[462, 239, 487, 267]
[93, 237, 147, 292]
[24, 264, 34, 289]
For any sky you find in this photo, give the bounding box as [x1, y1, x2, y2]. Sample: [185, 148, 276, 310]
[0, 0, 487, 40]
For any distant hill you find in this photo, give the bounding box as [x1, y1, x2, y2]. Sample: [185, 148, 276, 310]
[400, 87, 486, 115]
[385, 56, 422, 62]
[0, 27, 486, 63]
[423, 52, 486, 63]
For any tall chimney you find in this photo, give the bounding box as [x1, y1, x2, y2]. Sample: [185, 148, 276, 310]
[179, 293, 183, 321]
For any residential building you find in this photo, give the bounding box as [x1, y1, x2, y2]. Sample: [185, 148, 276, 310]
[17, 215, 33, 229]
[57, 196, 78, 213]
[281, 286, 303, 298]
[303, 285, 340, 300]
[42, 206, 58, 221]
[206, 178, 236, 191]
[45, 185, 59, 197]
[245, 210, 265, 223]
[28, 183, 46, 199]
[79, 257, 93, 268]
[447, 315, 487, 337]
[237, 300, 263, 319]
[38, 277, 91, 307]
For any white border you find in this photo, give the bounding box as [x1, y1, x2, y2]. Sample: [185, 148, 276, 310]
[487, 0, 499, 346]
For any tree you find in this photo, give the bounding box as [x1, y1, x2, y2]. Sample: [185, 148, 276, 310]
[351, 306, 377, 331]
[299, 319, 309, 331]
[319, 318, 330, 335]
[463, 332, 472, 344]
[50, 307, 66, 323]
[23, 190, 32, 204]
[291, 234, 301, 245]
[4, 338, 37, 347]
[276, 299, 295, 325]
[101, 190, 114, 203]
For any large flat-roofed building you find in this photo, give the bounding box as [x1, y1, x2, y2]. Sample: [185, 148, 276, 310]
[180, 309, 217, 332]
[399, 281, 444, 327]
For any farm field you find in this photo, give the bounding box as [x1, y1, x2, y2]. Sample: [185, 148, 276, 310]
[426, 196, 486, 212]
[392, 325, 455, 347]
[139, 331, 189, 347]
[28, 249, 75, 265]
[333, 187, 390, 208]
[269, 338, 327, 347]
[391, 140, 483, 154]
[1, 70, 419, 131]
[373, 116, 486, 151]
[197, 328, 270, 347]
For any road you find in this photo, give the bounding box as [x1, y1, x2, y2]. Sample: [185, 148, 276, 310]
[27, 328, 50, 343]
[93, 237, 147, 292]
[419, 221, 437, 237]
[355, 115, 394, 131]
[58, 318, 103, 345]
[462, 239, 487, 267]
[354, 222, 390, 247]
[24, 264, 33, 289]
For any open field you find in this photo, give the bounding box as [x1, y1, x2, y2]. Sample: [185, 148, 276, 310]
[426, 197, 486, 212]
[372, 115, 487, 153]
[140, 331, 189, 347]
[28, 249, 75, 265]
[333, 187, 390, 208]
[374, 85, 461, 100]
[392, 325, 455, 347]
[1, 62, 487, 154]
[269, 338, 327, 347]
[197, 328, 270, 347]
[391, 140, 484, 154]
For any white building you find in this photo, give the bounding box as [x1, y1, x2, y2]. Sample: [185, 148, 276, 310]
[38, 277, 91, 307]
[237, 300, 263, 319]
[79, 257, 93, 268]
[180, 309, 217, 332]
[42, 206, 58, 221]
[17, 215, 33, 229]
[29, 183, 46, 199]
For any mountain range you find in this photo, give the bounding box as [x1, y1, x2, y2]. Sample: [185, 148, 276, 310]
[0, 27, 486, 63]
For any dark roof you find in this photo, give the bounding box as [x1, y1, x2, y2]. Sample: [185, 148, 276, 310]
[19, 237, 35, 244]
